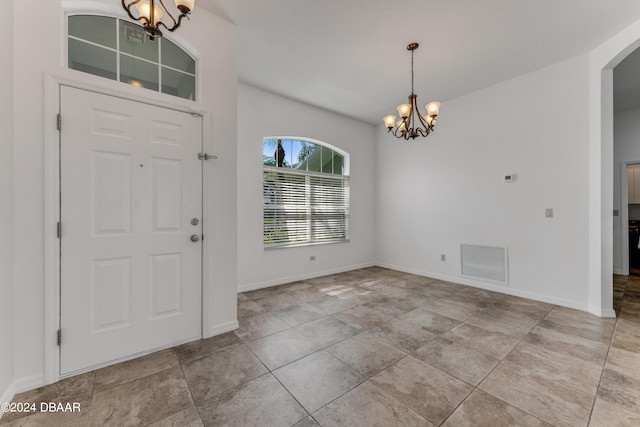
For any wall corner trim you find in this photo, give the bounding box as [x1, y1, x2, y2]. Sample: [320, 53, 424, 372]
[206, 320, 239, 339]
[0, 381, 16, 420]
[12, 374, 45, 395]
[588, 306, 617, 319]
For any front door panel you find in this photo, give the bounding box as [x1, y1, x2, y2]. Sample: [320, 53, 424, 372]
[59, 86, 202, 375]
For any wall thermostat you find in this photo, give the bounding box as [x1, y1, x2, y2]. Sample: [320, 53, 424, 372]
[503, 174, 516, 182]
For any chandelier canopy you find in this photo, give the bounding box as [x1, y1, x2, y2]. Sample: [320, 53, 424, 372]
[122, 0, 196, 40]
[384, 43, 441, 140]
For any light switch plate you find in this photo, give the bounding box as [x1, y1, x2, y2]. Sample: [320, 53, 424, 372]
[545, 208, 554, 218]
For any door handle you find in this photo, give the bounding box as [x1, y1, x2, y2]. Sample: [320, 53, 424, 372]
[190, 234, 200, 242]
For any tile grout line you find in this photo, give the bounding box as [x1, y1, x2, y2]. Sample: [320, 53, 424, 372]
[15, 268, 634, 426]
[237, 328, 314, 425]
[176, 349, 207, 427]
[398, 296, 554, 426]
[587, 274, 640, 425]
[448, 303, 560, 426]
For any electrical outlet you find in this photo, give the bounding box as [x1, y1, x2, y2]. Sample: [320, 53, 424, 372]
[503, 174, 516, 183]
[545, 208, 554, 218]
[310, 256, 316, 261]
[441, 254, 446, 262]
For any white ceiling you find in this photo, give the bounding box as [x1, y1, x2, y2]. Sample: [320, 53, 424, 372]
[198, 0, 640, 123]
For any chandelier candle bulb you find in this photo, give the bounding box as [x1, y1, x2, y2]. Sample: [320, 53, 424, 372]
[426, 102, 440, 117]
[384, 115, 397, 129]
[122, 0, 196, 40]
[397, 104, 412, 119]
[175, 0, 195, 13]
[135, 1, 163, 24]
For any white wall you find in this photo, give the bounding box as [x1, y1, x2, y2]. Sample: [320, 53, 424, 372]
[0, 0, 15, 411]
[9, 0, 237, 393]
[237, 84, 376, 291]
[376, 54, 593, 310]
[613, 107, 640, 273]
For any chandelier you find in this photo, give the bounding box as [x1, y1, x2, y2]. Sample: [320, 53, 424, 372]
[122, 0, 196, 40]
[384, 43, 441, 140]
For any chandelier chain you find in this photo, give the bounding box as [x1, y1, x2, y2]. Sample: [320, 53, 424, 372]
[411, 48, 415, 95]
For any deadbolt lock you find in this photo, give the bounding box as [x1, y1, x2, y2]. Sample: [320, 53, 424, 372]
[190, 218, 199, 226]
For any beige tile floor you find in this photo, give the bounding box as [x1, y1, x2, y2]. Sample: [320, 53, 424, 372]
[2, 268, 640, 426]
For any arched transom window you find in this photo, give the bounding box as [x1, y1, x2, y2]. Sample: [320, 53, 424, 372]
[67, 14, 196, 100]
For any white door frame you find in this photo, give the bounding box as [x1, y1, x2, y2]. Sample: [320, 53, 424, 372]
[620, 160, 640, 276]
[43, 73, 213, 384]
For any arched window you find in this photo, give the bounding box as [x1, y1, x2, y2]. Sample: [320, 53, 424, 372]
[67, 14, 196, 100]
[263, 138, 350, 248]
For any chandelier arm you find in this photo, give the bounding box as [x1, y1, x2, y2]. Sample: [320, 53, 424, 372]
[122, 0, 192, 38]
[397, 126, 411, 140]
[413, 106, 431, 131]
[408, 109, 415, 133]
[389, 125, 406, 140]
[122, 0, 145, 23]
[155, 16, 183, 33]
[167, 13, 189, 32]
[408, 92, 435, 136]
[415, 127, 430, 138]
[156, 0, 180, 29]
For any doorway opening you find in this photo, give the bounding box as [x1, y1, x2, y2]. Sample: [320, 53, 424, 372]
[611, 42, 640, 317]
[598, 22, 640, 318]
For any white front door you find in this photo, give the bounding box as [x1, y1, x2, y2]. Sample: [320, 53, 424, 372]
[59, 86, 203, 375]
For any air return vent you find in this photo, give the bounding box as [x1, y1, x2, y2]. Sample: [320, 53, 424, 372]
[461, 244, 508, 284]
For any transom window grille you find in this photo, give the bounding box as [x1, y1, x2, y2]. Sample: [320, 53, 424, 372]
[263, 138, 350, 248]
[67, 14, 196, 101]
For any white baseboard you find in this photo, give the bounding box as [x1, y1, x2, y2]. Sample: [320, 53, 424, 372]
[242, 260, 616, 318]
[237, 262, 376, 293]
[206, 320, 239, 338]
[7, 323, 241, 400]
[0, 380, 16, 420]
[375, 262, 598, 315]
[12, 373, 44, 395]
[587, 306, 617, 318]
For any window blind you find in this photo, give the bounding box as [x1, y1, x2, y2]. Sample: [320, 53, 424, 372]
[263, 167, 350, 248]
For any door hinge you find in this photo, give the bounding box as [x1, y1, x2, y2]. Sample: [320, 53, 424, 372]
[57, 222, 62, 238]
[57, 113, 61, 131]
[57, 329, 62, 346]
[198, 153, 217, 161]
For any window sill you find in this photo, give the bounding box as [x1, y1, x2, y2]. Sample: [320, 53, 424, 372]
[264, 239, 349, 250]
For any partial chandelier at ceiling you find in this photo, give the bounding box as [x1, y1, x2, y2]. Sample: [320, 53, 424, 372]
[122, 0, 196, 41]
[384, 43, 441, 140]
